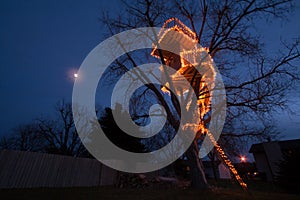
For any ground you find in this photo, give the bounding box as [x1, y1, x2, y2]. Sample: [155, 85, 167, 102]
[0, 180, 299, 200]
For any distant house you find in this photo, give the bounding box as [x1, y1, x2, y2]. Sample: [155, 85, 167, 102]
[218, 162, 232, 179]
[249, 139, 300, 181]
[202, 161, 231, 179]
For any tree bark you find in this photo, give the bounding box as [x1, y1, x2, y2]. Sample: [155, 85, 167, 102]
[210, 148, 219, 181]
[185, 140, 208, 189]
[211, 160, 218, 181]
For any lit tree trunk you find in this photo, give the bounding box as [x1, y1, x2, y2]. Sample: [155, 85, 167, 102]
[185, 140, 208, 189]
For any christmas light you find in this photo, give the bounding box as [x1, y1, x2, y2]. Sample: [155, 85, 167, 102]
[152, 18, 248, 190]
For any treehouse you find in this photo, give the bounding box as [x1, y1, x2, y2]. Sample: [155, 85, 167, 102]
[151, 17, 211, 118]
[151, 18, 248, 190]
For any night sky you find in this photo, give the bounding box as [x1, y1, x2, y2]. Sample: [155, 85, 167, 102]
[1, 0, 299, 140]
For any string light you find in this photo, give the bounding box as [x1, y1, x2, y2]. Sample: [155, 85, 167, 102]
[152, 18, 248, 190]
[158, 17, 197, 40]
[205, 130, 248, 189]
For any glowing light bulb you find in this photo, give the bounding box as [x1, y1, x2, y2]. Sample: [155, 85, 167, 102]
[240, 156, 246, 162]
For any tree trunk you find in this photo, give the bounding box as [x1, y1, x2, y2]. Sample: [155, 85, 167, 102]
[210, 148, 218, 181]
[185, 140, 209, 189]
[211, 160, 218, 181]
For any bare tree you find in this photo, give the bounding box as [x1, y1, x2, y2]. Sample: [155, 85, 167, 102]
[37, 100, 87, 156]
[1, 100, 88, 157]
[100, 0, 300, 189]
[0, 123, 45, 152]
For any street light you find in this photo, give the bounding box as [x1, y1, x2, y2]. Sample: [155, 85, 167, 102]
[240, 156, 246, 162]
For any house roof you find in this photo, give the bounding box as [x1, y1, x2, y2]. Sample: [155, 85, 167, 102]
[151, 18, 198, 59]
[278, 139, 300, 149]
[249, 139, 300, 153]
[249, 142, 265, 153]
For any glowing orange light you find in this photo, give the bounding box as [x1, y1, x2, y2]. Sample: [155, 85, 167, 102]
[152, 17, 248, 191]
[206, 130, 248, 190]
[240, 156, 246, 162]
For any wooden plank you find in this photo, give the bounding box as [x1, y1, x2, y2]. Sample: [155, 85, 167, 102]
[0, 150, 117, 188]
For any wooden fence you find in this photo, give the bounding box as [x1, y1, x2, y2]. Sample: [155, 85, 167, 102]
[0, 150, 117, 188]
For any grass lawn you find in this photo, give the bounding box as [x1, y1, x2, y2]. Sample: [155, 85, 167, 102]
[1, 180, 299, 200]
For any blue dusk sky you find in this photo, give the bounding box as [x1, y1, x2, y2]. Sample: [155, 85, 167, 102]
[0, 0, 299, 140]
